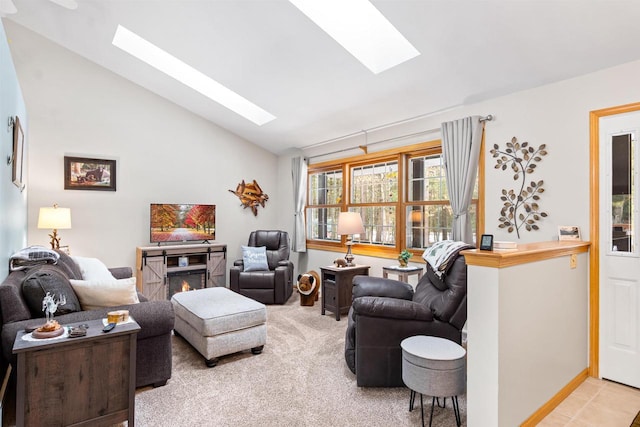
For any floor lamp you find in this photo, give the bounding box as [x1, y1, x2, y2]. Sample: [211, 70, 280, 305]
[337, 212, 365, 267]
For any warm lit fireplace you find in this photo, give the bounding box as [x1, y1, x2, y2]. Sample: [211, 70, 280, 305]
[181, 281, 190, 292]
[167, 269, 206, 299]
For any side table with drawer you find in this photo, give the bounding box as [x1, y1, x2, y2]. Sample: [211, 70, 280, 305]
[12, 318, 140, 427]
[320, 265, 370, 321]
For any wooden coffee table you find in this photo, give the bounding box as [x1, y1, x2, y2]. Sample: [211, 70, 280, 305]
[13, 318, 140, 427]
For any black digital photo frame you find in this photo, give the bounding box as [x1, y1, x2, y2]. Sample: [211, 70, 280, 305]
[480, 234, 494, 251]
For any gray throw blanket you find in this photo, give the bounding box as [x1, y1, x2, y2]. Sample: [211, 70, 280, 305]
[422, 240, 474, 276]
[9, 246, 60, 271]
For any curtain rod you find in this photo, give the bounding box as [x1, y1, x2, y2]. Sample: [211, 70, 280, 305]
[306, 114, 493, 161]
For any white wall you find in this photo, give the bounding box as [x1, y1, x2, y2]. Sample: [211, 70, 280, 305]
[467, 251, 589, 426]
[5, 21, 281, 269]
[498, 253, 588, 425]
[0, 20, 27, 275]
[276, 58, 640, 276]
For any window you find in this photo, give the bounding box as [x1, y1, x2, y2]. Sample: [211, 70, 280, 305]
[307, 168, 343, 241]
[351, 161, 398, 246]
[306, 140, 483, 259]
[611, 133, 635, 253]
[406, 154, 479, 248]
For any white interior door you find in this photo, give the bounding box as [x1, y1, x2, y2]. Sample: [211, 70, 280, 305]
[599, 111, 640, 388]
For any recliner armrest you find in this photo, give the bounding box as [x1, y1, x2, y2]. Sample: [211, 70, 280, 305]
[353, 296, 434, 321]
[232, 259, 244, 268]
[277, 260, 293, 268]
[352, 276, 413, 300]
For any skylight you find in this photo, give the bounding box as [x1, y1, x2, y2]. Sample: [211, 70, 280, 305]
[112, 25, 276, 126]
[288, 0, 420, 74]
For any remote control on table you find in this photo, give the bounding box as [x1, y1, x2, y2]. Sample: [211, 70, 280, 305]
[68, 326, 87, 338]
[102, 322, 117, 333]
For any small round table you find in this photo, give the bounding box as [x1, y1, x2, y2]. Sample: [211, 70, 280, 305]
[382, 265, 424, 283]
[400, 335, 466, 427]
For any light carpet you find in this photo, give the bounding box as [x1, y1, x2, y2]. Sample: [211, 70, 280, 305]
[134, 292, 467, 426]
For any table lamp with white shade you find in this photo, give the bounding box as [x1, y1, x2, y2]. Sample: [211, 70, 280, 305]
[337, 211, 365, 267]
[37, 204, 71, 249]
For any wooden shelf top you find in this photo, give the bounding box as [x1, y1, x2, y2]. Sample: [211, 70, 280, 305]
[13, 318, 140, 354]
[320, 265, 370, 272]
[461, 240, 591, 268]
[137, 242, 225, 251]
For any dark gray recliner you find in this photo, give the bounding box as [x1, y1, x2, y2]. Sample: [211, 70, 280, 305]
[345, 253, 468, 387]
[230, 230, 294, 304]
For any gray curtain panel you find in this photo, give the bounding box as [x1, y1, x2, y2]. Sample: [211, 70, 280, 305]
[441, 116, 483, 244]
[291, 156, 308, 252]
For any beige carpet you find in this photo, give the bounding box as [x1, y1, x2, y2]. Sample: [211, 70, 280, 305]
[134, 292, 467, 426]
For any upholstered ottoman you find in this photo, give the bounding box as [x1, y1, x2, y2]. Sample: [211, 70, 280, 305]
[401, 335, 466, 427]
[171, 287, 267, 367]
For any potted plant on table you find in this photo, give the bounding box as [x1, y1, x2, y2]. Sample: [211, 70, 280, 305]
[398, 249, 412, 267]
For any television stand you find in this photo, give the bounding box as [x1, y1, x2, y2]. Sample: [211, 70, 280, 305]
[135, 243, 227, 301]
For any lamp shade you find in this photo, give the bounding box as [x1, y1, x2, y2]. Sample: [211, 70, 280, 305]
[410, 210, 423, 223]
[337, 212, 364, 235]
[38, 206, 72, 230]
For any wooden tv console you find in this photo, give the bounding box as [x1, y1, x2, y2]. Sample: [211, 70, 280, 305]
[135, 243, 227, 301]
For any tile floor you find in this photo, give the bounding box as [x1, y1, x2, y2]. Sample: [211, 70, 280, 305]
[538, 377, 640, 426]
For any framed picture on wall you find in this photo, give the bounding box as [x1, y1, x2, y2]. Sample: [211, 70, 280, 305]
[11, 116, 25, 191]
[558, 226, 581, 241]
[64, 156, 116, 191]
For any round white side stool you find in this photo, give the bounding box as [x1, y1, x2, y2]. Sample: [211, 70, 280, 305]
[400, 335, 466, 427]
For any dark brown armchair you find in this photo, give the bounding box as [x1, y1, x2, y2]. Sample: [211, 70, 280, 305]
[230, 230, 294, 304]
[344, 253, 467, 387]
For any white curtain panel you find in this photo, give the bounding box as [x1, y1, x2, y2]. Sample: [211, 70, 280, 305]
[291, 156, 308, 252]
[441, 116, 483, 244]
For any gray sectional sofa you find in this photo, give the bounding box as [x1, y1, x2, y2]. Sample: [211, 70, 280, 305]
[0, 249, 174, 388]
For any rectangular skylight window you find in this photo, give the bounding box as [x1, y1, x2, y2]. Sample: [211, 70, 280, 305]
[112, 25, 275, 126]
[288, 0, 420, 74]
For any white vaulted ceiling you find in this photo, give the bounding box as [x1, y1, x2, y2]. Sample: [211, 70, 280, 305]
[5, 0, 640, 154]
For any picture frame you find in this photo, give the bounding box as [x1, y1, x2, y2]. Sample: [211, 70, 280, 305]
[558, 226, 581, 241]
[11, 116, 25, 191]
[479, 234, 494, 251]
[64, 156, 116, 191]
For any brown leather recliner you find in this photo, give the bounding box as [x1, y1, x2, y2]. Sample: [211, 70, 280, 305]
[230, 230, 294, 304]
[344, 253, 467, 387]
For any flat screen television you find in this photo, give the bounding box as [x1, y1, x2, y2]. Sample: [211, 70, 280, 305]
[150, 204, 215, 243]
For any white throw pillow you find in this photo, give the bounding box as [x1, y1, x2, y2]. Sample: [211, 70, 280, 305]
[241, 245, 269, 271]
[69, 277, 139, 311]
[70, 256, 116, 281]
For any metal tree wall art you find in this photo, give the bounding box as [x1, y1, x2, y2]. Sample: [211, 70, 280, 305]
[490, 137, 549, 238]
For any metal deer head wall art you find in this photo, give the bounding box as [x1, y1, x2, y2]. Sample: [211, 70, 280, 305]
[490, 137, 549, 238]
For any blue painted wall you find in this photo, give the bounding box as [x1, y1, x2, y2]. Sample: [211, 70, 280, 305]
[0, 20, 27, 276]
